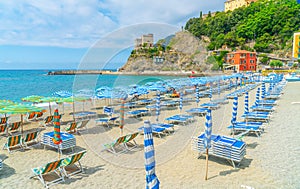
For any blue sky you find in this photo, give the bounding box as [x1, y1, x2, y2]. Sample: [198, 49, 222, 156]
[0, 1, 224, 70]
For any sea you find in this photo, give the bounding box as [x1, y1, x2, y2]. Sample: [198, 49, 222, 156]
[0, 70, 179, 102]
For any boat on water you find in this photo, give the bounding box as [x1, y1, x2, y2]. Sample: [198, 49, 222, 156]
[285, 73, 300, 82]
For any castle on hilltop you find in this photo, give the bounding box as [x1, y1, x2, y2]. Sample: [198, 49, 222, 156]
[134, 34, 154, 50]
[225, 0, 257, 12]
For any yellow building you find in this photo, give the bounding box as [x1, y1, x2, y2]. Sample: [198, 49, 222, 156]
[225, 0, 257, 12]
[293, 32, 300, 59]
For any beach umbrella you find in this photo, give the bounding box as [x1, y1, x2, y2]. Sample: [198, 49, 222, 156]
[52, 109, 62, 158]
[244, 92, 249, 115]
[209, 83, 212, 100]
[59, 96, 90, 121]
[231, 96, 238, 137]
[179, 92, 183, 113]
[255, 88, 260, 106]
[21, 95, 44, 103]
[204, 109, 212, 180]
[39, 97, 61, 115]
[143, 120, 160, 189]
[119, 99, 125, 136]
[195, 85, 200, 106]
[235, 77, 238, 89]
[0, 104, 43, 135]
[156, 91, 160, 122]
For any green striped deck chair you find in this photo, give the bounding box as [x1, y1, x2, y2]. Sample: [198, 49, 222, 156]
[0, 124, 8, 137]
[23, 131, 40, 148]
[8, 121, 22, 134]
[30, 159, 64, 188]
[61, 150, 87, 177]
[0, 117, 7, 125]
[124, 132, 139, 150]
[3, 134, 23, 153]
[40, 115, 54, 127]
[103, 135, 127, 154]
[65, 122, 78, 133]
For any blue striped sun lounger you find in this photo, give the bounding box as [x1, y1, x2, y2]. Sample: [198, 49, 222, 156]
[227, 124, 263, 137]
[127, 109, 149, 118]
[186, 108, 207, 116]
[95, 117, 119, 127]
[138, 124, 167, 138]
[251, 105, 274, 112]
[200, 103, 220, 110]
[165, 114, 193, 125]
[244, 114, 269, 122]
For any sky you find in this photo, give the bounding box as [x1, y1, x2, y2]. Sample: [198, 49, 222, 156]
[0, 1, 224, 70]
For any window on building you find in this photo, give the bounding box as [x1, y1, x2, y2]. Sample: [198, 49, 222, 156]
[250, 53, 253, 57]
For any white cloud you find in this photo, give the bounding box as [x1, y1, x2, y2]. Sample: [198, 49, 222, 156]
[0, 0, 224, 48]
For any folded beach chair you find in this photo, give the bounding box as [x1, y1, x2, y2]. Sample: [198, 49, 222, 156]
[23, 130, 40, 148]
[8, 121, 22, 135]
[30, 159, 64, 188]
[65, 122, 79, 133]
[103, 135, 127, 154]
[3, 134, 23, 153]
[96, 117, 119, 127]
[61, 150, 87, 177]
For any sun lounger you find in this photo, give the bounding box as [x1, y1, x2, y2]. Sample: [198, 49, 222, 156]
[151, 123, 175, 134]
[251, 105, 274, 112]
[30, 159, 64, 188]
[23, 130, 40, 148]
[227, 125, 263, 137]
[0, 124, 8, 137]
[103, 135, 127, 154]
[137, 99, 153, 105]
[95, 117, 119, 127]
[8, 121, 22, 135]
[77, 119, 90, 131]
[40, 115, 54, 127]
[165, 114, 193, 125]
[244, 114, 270, 123]
[61, 150, 87, 177]
[26, 112, 37, 122]
[200, 102, 220, 110]
[192, 133, 246, 168]
[186, 108, 207, 116]
[124, 132, 139, 150]
[138, 124, 167, 138]
[0, 117, 8, 125]
[126, 109, 149, 118]
[3, 134, 23, 153]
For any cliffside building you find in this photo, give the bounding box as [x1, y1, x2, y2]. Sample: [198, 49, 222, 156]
[226, 50, 257, 72]
[134, 34, 154, 50]
[224, 0, 257, 12]
[293, 32, 300, 60]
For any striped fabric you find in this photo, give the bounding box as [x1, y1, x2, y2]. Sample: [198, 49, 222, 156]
[231, 96, 238, 125]
[27, 112, 36, 120]
[9, 121, 21, 131]
[52, 109, 62, 145]
[0, 124, 7, 133]
[44, 116, 54, 124]
[155, 92, 160, 122]
[195, 85, 200, 105]
[143, 120, 160, 189]
[255, 88, 260, 106]
[209, 83, 212, 99]
[7, 135, 22, 147]
[204, 109, 212, 149]
[23, 131, 38, 143]
[217, 80, 220, 96]
[179, 92, 183, 112]
[244, 92, 249, 115]
[35, 112, 43, 119]
[33, 159, 62, 175]
[62, 151, 86, 166]
[120, 100, 125, 130]
[261, 82, 265, 99]
[0, 117, 7, 124]
[66, 122, 77, 132]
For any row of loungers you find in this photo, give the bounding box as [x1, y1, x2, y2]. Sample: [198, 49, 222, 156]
[165, 114, 194, 125]
[226, 84, 258, 99]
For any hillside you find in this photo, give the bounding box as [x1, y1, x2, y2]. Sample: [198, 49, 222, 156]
[185, 0, 300, 56]
[120, 31, 210, 73]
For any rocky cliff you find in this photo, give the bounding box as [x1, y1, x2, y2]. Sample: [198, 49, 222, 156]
[120, 31, 211, 73]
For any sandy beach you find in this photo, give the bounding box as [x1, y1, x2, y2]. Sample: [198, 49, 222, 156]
[1, 81, 300, 189]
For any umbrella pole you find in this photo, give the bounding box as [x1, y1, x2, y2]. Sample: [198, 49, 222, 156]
[49, 102, 52, 115]
[205, 148, 209, 180]
[72, 101, 75, 121]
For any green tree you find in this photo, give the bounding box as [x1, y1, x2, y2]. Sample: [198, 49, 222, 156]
[258, 53, 269, 64]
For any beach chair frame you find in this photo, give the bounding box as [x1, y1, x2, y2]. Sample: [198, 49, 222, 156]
[30, 159, 64, 188]
[103, 135, 127, 154]
[3, 134, 23, 153]
[61, 150, 87, 177]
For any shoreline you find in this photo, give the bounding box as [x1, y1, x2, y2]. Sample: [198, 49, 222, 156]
[47, 70, 227, 77]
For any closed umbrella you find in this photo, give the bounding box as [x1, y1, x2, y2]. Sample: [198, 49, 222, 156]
[52, 109, 62, 158]
[231, 96, 238, 137]
[155, 91, 160, 122]
[179, 92, 183, 113]
[261, 82, 265, 99]
[244, 92, 249, 115]
[204, 109, 212, 180]
[209, 83, 212, 100]
[255, 88, 260, 106]
[143, 120, 160, 189]
[195, 85, 200, 106]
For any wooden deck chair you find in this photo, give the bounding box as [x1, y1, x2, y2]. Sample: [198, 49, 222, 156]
[8, 121, 22, 135]
[124, 132, 139, 150]
[61, 150, 87, 177]
[0, 124, 8, 137]
[65, 122, 78, 133]
[30, 159, 64, 188]
[103, 135, 127, 154]
[26, 112, 36, 122]
[3, 134, 23, 153]
[40, 116, 54, 127]
[23, 130, 40, 148]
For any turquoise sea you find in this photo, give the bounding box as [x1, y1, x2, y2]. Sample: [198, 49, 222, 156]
[0, 70, 179, 102]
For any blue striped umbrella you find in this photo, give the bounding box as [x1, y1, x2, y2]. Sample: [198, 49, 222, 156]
[209, 83, 212, 100]
[261, 82, 265, 99]
[231, 96, 238, 125]
[195, 85, 199, 106]
[235, 77, 238, 89]
[255, 87, 260, 106]
[143, 120, 160, 189]
[155, 91, 160, 122]
[179, 92, 183, 112]
[244, 92, 249, 115]
[204, 109, 212, 149]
